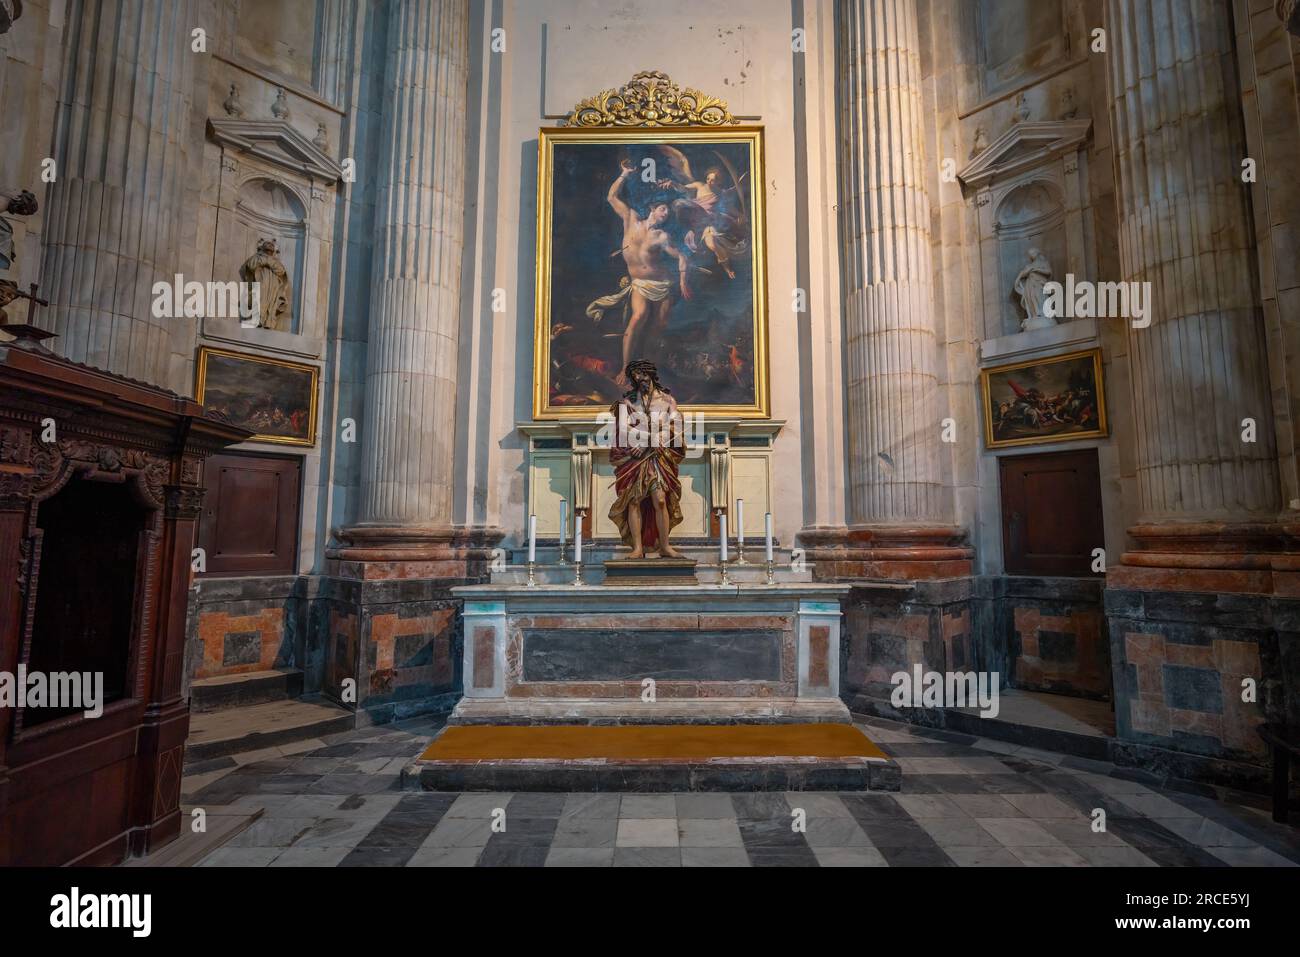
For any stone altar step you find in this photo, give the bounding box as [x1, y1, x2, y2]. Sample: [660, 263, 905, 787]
[190, 667, 304, 713]
[402, 723, 900, 792]
[185, 697, 354, 762]
[448, 696, 851, 725]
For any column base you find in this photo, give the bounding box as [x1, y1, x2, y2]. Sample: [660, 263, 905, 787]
[1110, 521, 1300, 596]
[325, 524, 505, 580]
[798, 524, 973, 580]
[1105, 520, 1300, 785]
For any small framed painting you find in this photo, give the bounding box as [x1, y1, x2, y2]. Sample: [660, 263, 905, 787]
[982, 348, 1107, 449]
[195, 347, 319, 447]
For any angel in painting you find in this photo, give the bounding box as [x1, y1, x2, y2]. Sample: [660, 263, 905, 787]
[654, 145, 750, 279]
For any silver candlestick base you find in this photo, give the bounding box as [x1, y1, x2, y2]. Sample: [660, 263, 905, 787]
[573, 560, 584, 586]
[765, 559, 775, 585]
[734, 541, 749, 565]
[719, 560, 732, 586]
[557, 541, 568, 566]
[526, 560, 537, 587]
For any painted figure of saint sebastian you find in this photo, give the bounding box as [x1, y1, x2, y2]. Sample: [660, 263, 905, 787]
[608, 359, 685, 559]
[587, 160, 692, 382]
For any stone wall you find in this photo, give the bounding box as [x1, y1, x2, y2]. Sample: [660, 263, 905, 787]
[310, 577, 468, 725]
[997, 576, 1108, 699]
[841, 580, 982, 701]
[185, 576, 308, 692]
[841, 576, 1107, 703]
[186, 574, 471, 726]
[1106, 587, 1297, 789]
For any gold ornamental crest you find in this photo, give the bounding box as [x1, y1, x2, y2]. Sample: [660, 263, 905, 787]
[563, 70, 737, 128]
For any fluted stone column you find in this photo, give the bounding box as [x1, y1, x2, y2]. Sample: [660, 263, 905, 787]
[804, 0, 969, 579]
[39, 0, 195, 389]
[1107, 0, 1286, 591]
[332, 0, 496, 572]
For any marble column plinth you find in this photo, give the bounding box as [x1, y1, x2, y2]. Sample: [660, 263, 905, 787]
[798, 525, 973, 581]
[1109, 522, 1300, 597]
[325, 523, 504, 580]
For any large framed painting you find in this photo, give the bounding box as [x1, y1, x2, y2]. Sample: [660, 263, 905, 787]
[982, 348, 1107, 449]
[533, 124, 770, 419]
[195, 346, 319, 447]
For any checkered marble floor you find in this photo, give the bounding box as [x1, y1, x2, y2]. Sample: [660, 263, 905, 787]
[181, 715, 1300, 867]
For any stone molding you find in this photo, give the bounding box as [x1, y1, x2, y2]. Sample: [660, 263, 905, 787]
[206, 118, 343, 182]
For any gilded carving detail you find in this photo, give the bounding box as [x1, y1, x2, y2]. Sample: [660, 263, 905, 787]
[564, 71, 736, 128]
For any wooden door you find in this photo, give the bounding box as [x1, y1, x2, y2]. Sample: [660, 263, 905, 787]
[198, 452, 301, 576]
[999, 448, 1104, 576]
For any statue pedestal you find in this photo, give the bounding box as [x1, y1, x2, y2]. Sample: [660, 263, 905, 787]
[1020, 313, 1058, 332]
[603, 557, 698, 586]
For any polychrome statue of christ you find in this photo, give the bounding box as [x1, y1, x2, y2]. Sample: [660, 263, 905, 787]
[608, 359, 685, 559]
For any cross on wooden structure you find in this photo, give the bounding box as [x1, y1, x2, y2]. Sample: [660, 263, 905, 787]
[0, 282, 55, 347]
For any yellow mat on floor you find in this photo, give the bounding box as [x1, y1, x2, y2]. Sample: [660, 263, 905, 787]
[419, 723, 887, 762]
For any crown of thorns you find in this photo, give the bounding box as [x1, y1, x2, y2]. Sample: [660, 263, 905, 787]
[623, 359, 671, 397]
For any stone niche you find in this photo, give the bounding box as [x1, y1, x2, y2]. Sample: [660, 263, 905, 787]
[959, 119, 1094, 349]
[203, 118, 342, 358]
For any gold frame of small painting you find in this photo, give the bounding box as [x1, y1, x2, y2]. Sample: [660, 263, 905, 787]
[532, 124, 771, 420]
[195, 346, 319, 447]
[981, 348, 1108, 450]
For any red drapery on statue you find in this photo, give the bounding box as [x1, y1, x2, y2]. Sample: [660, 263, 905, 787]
[607, 399, 685, 549]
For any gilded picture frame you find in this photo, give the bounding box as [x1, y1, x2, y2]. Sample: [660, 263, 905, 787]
[195, 346, 320, 447]
[982, 348, 1108, 449]
[533, 124, 770, 419]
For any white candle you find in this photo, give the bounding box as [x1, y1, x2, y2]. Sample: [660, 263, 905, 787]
[528, 514, 536, 562]
[559, 498, 568, 547]
[765, 512, 773, 562]
[736, 499, 745, 548]
[575, 517, 583, 563]
[720, 513, 728, 562]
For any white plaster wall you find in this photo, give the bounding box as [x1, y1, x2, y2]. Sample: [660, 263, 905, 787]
[455, 0, 843, 551]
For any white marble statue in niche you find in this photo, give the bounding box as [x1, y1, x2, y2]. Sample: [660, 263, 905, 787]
[1013, 247, 1055, 331]
[240, 237, 292, 330]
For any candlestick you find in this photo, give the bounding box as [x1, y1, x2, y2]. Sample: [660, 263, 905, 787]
[719, 512, 731, 586]
[735, 499, 747, 564]
[528, 514, 536, 563]
[573, 515, 584, 586]
[558, 498, 568, 565]
[765, 512, 773, 562]
[527, 560, 537, 587]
